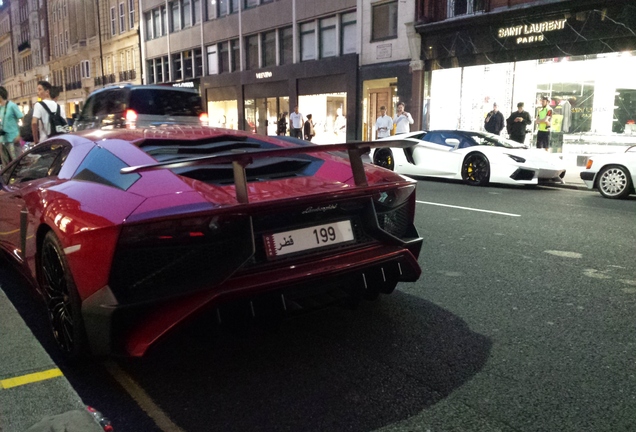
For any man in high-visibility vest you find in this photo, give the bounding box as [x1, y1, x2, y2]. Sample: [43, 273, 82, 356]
[536, 96, 552, 151]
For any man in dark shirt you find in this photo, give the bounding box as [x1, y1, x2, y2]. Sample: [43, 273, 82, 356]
[506, 102, 532, 144]
[484, 102, 505, 135]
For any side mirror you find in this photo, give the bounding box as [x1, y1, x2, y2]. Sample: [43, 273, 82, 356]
[445, 138, 460, 148]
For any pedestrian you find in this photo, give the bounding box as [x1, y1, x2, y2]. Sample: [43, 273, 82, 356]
[536, 96, 552, 151]
[289, 106, 304, 139]
[506, 102, 532, 144]
[49, 86, 67, 119]
[393, 102, 414, 134]
[277, 112, 288, 136]
[0, 86, 25, 167]
[334, 107, 346, 139]
[304, 114, 315, 141]
[375, 106, 393, 139]
[31, 81, 63, 145]
[484, 102, 505, 135]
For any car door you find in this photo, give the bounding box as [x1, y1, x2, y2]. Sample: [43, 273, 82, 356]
[0, 141, 70, 264]
[409, 131, 464, 177]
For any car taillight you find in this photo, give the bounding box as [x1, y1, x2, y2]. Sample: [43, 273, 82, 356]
[125, 109, 138, 122]
[199, 112, 209, 124]
[586, 159, 593, 169]
[119, 216, 224, 247]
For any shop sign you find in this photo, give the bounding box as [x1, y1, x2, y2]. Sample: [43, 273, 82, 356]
[172, 81, 195, 88]
[498, 18, 567, 44]
[256, 71, 273, 79]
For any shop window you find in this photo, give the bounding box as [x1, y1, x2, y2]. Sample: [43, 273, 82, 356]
[209, 100, 238, 130]
[341, 11, 356, 55]
[207, 0, 216, 20]
[183, 50, 193, 79]
[614, 89, 636, 134]
[219, 42, 229, 73]
[372, 1, 397, 41]
[320, 17, 337, 59]
[231, 39, 240, 71]
[194, 48, 203, 76]
[172, 52, 182, 80]
[245, 0, 258, 8]
[218, 0, 238, 16]
[300, 22, 316, 62]
[245, 34, 259, 70]
[262, 31, 276, 68]
[207, 45, 218, 75]
[447, 0, 484, 18]
[279, 26, 293, 65]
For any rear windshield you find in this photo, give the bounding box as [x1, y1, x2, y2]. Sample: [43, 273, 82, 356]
[129, 89, 203, 117]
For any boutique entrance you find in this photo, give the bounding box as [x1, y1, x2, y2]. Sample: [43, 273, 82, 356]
[244, 97, 290, 136]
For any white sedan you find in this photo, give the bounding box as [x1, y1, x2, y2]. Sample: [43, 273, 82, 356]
[580, 146, 636, 199]
[371, 130, 566, 186]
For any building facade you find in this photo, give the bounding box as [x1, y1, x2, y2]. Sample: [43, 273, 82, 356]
[358, 0, 422, 140]
[416, 0, 636, 151]
[141, 0, 358, 143]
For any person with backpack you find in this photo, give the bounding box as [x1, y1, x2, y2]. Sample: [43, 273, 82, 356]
[31, 81, 68, 145]
[0, 86, 24, 166]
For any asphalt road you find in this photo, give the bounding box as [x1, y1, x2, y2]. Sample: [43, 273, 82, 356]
[2, 179, 635, 432]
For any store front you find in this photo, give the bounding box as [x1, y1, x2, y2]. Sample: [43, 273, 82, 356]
[359, 61, 413, 141]
[417, 0, 636, 152]
[201, 54, 358, 143]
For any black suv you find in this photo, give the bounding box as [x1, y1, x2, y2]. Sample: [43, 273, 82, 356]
[74, 84, 205, 131]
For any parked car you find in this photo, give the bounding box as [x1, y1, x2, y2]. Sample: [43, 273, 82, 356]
[73, 84, 207, 131]
[372, 130, 566, 186]
[580, 146, 636, 199]
[0, 127, 422, 359]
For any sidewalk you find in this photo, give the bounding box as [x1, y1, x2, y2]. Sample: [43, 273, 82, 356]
[0, 288, 105, 432]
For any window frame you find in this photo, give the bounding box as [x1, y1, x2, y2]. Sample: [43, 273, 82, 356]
[371, 0, 398, 42]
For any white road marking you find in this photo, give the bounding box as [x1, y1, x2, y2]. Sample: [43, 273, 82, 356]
[103, 361, 185, 432]
[416, 201, 520, 217]
[544, 250, 583, 259]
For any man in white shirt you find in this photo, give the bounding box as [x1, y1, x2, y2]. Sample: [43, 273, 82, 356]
[31, 80, 61, 144]
[393, 102, 414, 134]
[375, 106, 393, 139]
[289, 106, 304, 139]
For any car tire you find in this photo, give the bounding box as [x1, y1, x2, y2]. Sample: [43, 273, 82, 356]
[597, 165, 633, 199]
[373, 148, 395, 171]
[40, 231, 89, 361]
[462, 153, 490, 186]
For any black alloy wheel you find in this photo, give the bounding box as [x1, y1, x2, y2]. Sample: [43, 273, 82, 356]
[462, 153, 490, 186]
[40, 231, 88, 360]
[373, 148, 395, 171]
[597, 165, 633, 199]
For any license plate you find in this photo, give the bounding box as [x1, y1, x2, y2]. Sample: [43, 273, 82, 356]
[263, 220, 355, 259]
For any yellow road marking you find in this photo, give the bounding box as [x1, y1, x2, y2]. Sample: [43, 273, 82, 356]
[0, 368, 63, 389]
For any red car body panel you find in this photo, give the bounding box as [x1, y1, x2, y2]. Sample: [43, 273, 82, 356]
[0, 127, 423, 357]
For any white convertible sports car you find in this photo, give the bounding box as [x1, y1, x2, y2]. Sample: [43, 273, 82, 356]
[580, 146, 636, 199]
[371, 130, 566, 186]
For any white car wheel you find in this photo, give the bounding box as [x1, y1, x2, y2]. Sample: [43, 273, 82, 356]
[598, 165, 632, 199]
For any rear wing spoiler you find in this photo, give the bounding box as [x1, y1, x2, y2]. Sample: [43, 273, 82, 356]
[121, 140, 410, 204]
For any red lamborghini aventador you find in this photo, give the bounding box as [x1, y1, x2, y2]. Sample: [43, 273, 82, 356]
[0, 127, 422, 359]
